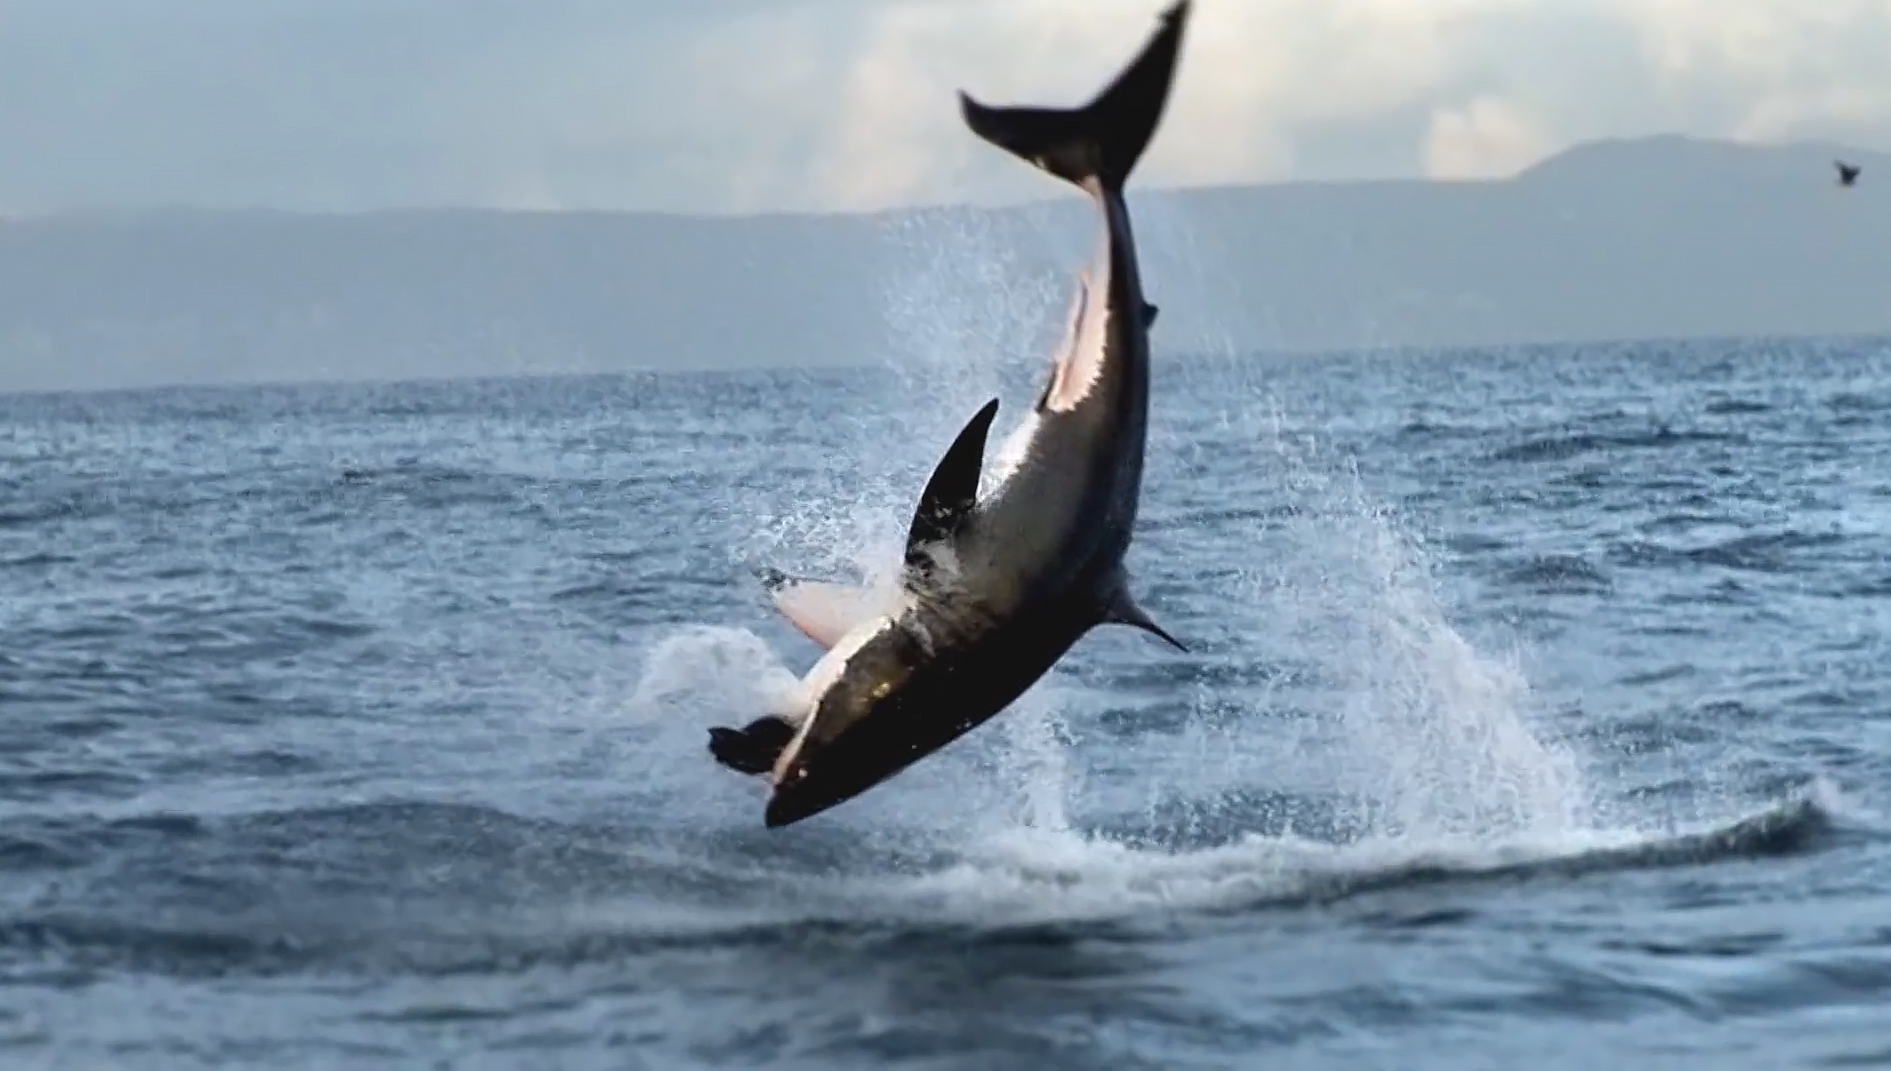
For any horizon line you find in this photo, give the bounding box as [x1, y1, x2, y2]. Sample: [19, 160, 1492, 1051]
[4, 132, 1878, 226]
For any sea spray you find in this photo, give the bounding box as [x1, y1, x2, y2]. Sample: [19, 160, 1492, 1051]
[607, 195, 1837, 938]
[628, 203, 1081, 822]
[1259, 449, 1590, 840]
[729, 206, 1061, 590]
[1118, 196, 1591, 846]
[642, 190, 1593, 852]
[626, 625, 802, 728]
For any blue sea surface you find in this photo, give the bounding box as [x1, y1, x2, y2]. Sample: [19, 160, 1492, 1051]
[0, 335, 1888, 1069]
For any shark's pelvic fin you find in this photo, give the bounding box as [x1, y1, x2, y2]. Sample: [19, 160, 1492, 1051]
[1101, 584, 1187, 652]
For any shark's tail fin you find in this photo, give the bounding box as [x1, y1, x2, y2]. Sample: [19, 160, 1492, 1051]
[959, 0, 1189, 194]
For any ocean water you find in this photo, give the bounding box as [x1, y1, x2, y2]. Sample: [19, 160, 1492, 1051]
[1, 329, 1889, 1068]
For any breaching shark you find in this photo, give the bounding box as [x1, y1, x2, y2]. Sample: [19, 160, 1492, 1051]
[709, 0, 1193, 828]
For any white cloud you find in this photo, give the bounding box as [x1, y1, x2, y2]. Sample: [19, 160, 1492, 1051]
[795, 0, 1545, 207]
[759, 0, 1891, 208]
[1425, 96, 1553, 179]
[1616, 0, 1891, 78]
[1606, 0, 1891, 139]
[5, 0, 1891, 213]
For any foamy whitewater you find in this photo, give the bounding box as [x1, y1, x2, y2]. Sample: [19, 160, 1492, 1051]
[0, 210, 1885, 1067]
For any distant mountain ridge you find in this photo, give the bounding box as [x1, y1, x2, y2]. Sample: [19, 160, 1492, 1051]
[3, 135, 1889, 393]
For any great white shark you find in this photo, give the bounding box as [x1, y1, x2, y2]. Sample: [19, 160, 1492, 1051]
[709, 0, 1193, 828]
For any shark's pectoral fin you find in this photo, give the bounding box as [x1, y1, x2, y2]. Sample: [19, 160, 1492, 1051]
[709, 715, 797, 776]
[905, 398, 1000, 565]
[758, 568, 884, 649]
[1101, 586, 1188, 652]
[1142, 302, 1158, 328]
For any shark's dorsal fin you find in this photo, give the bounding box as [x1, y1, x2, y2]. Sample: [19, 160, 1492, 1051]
[905, 399, 1000, 564]
[758, 568, 885, 649]
[1101, 584, 1187, 652]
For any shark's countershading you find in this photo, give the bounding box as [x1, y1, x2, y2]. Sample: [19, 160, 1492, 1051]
[711, 0, 1193, 828]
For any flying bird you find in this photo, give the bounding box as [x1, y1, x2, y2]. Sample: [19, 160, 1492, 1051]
[1836, 160, 1861, 187]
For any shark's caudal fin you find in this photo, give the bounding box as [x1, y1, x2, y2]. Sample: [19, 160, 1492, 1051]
[958, 0, 1189, 194]
[905, 399, 1000, 568]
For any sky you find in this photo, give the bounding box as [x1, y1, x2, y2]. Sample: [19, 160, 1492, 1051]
[5, 0, 1891, 216]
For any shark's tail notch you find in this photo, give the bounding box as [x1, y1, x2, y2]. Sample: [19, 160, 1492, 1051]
[958, 0, 1189, 193]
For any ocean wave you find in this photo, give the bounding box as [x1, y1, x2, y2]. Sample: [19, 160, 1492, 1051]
[1703, 398, 1774, 415]
[1500, 554, 1613, 594]
[0, 790, 1844, 981]
[859, 788, 1841, 929]
[1611, 530, 1850, 574]
[1489, 427, 1744, 464]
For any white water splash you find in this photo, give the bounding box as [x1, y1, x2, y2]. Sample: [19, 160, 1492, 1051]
[992, 689, 1078, 834]
[838, 787, 1824, 928]
[875, 206, 1066, 435]
[626, 207, 1070, 779]
[633, 195, 1590, 861]
[727, 208, 1063, 593]
[1148, 204, 1586, 844]
[1265, 451, 1589, 839]
[625, 625, 802, 728]
[594, 196, 1855, 948]
[976, 240, 1587, 848]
